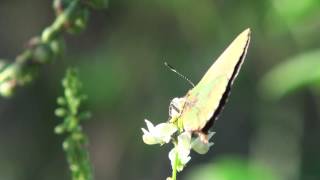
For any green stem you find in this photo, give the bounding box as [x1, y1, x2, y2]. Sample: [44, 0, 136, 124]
[0, 0, 89, 97]
[171, 147, 178, 180]
[42, 0, 80, 42]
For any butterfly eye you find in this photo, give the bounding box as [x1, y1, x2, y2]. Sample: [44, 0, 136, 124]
[168, 97, 186, 121]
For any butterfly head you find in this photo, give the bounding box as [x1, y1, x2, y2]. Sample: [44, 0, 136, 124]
[168, 97, 186, 122]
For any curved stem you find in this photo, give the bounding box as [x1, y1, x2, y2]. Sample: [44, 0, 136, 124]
[0, 0, 91, 97]
[42, 0, 79, 42]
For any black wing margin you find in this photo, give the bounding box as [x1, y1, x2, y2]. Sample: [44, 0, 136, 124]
[201, 31, 251, 133]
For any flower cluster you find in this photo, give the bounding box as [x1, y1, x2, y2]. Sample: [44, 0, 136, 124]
[141, 119, 214, 173]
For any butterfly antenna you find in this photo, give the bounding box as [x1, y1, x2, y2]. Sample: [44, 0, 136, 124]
[164, 62, 195, 87]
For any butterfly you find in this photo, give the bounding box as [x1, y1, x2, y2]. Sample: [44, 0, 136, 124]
[168, 28, 251, 143]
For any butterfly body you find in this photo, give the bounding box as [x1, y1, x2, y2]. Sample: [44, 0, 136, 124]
[169, 29, 251, 142]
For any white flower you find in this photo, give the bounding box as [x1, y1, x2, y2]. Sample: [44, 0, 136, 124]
[177, 132, 192, 158]
[141, 119, 177, 145]
[169, 132, 192, 172]
[191, 132, 215, 154]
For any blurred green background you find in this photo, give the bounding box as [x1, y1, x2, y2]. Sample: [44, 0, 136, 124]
[0, 0, 320, 180]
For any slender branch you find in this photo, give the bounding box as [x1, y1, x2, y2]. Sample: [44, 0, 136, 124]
[42, 0, 80, 42]
[0, 0, 107, 97]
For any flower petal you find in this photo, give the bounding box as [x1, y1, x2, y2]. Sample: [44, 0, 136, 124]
[191, 131, 215, 154]
[144, 119, 155, 131]
[168, 132, 192, 172]
[141, 128, 149, 134]
[177, 132, 192, 156]
[142, 134, 160, 145]
[141, 120, 177, 145]
[169, 147, 191, 172]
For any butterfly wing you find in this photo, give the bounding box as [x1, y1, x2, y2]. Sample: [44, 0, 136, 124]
[180, 28, 251, 133]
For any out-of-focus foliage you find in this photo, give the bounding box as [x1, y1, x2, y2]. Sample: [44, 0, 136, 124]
[185, 156, 279, 180]
[259, 50, 320, 100]
[0, 0, 320, 180]
[271, 0, 320, 26]
[0, 0, 106, 98]
[85, 0, 109, 9]
[267, 0, 320, 33]
[79, 55, 129, 106]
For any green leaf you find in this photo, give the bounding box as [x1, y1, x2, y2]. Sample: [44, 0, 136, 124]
[185, 156, 280, 180]
[272, 0, 320, 26]
[259, 49, 320, 100]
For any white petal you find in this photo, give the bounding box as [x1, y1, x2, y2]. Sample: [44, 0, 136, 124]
[191, 140, 210, 154]
[179, 154, 191, 165]
[168, 147, 178, 171]
[141, 128, 149, 134]
[168, 132, 192, 172]
[141, 120, 177, 145]
[156, 123, 177, 135]
[191, 132, 215, 154]
[144, 119, 155, 131]
[207, 131, 216, 139]
[157, 123, 177, 142]
[168, 147, 190, 172]
[177, 156, 191, 172]
[142, 134, 159, 145]
[177, 132, 192, 156]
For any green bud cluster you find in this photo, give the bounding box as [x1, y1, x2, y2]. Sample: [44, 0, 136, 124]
[55, 68, 93, 180]
[0, 0, 108, 97]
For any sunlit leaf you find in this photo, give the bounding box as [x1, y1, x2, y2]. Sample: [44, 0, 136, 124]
[259, 49, 320, 100]
[272, 0, 319, 24]
[185, 156, 280, 180]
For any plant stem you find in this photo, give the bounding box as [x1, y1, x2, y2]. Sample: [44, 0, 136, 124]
[42, 0, 80, 42]
[171, 147, 178, 180]
[0, 0, 107, 97]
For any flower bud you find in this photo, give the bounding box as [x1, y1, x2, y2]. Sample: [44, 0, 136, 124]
[32, 43, 54, 64]
[66, 7, 90, 34]
[0, 80, 15, 97]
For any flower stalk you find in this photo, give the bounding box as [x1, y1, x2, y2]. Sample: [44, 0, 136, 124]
[0, 0, 108, 97]
[55, 68, 93, 180]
